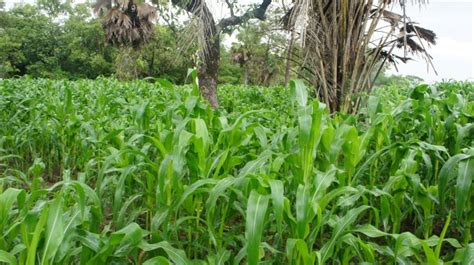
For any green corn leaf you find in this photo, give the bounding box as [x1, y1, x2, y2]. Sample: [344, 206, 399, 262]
[311, 167, 337, 207]
[269, 179, 284, 236]
[69, 181, 103, 224]
[285, 238, 315, 265]
[246, 190, 269, 265]
[55, 210, 81, 263]
[113, 223, 145, 257]
[194, 118, 210, 148]
[254, 125, 268, 148]
[329, 124, 353, 163]
[394, 232, 421, 259]
[113, 166, 135, 224]
[353, 224, 390, 238]
[290, 80, 308, 107]
[237, 151, 271, 178]
[0, 250, 17, 265]
[460, 243, 474, 265]
[87, 223, 145, 263]
[26, 204, 49, 265]
[435, 213, 451, 259]
[41, 197, 65, 265]
[139, 241, 190, 265]
[205, 177, 237, 212]
[438, 153, 469, 210]
[367, 95, 380, 119]
[175, 179, 217, 209]
[205, 177, 238, 245]
[142, 256, 171, 265]
[206, 149, 229, 179]
[420, 240, 439, 265]
[0, 188, 25, 231]
[456, 158, 473, 220]
[117, 194, 142, 228]
[76, 230, 101, 252]
[455, 124, 474, 153]
[319, 206, 370, 263]
[186, 68, 199, 95]
[144, 135, 168, 156]
[298, 101, 324, 184]
[210, 250, 231, 265]
[296, 184, 310, 239]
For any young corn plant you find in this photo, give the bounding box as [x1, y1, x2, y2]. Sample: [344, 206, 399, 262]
[0, 78, 472, 264]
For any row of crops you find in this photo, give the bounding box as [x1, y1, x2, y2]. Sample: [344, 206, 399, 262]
[0, 77, 473, 264]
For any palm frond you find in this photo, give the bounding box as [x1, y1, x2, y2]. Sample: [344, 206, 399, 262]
[396, 35, 425, 53]
[377, 10, 403, 26]
[96, 0, 157, 47]
[138, 3, 157, 23]
[406, 23, 437, 44]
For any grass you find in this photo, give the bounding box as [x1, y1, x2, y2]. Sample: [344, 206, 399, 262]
[0, 77, 473, 264]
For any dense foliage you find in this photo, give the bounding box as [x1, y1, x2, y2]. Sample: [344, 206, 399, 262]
[0, 3, 198, 83]
[0, 4, 114, 79]
[0, 78, 473, 264]
[0, 3, 289, 86]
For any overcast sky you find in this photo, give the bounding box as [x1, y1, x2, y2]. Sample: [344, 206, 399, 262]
[4, 0, 474, 82]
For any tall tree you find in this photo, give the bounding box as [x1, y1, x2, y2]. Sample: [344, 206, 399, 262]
[286, 0, 436, 113]
[170, 0, 272, 108]
[92, 0, 272, 108]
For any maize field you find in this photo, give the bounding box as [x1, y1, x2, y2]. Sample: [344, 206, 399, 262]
[0, 77, 473, 264]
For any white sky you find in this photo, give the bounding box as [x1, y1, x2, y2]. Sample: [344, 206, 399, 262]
[4, 0, 474, 82]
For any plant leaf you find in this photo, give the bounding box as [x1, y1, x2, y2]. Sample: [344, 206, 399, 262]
[246, 190, 269, 265]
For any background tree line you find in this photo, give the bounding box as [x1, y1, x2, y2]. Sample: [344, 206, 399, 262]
[0, 1, 292, 86]
[0, 0, 428, 94]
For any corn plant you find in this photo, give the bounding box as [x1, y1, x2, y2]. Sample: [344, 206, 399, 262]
[0, 77, 473, 264]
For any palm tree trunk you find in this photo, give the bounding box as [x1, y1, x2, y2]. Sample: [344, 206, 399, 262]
[198, 34, 220, 108]
[197, 4, 220, 108]
[171, 0, 272, 108]
[243, 65, 249, 85]
[284, 28, 296, 87]
[149, 44, 155, 76]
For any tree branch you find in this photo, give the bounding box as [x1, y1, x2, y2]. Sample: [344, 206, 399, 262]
[171, 0, 200, 13]
[217, 0, 272, 31]
[224, 0, 235, 17]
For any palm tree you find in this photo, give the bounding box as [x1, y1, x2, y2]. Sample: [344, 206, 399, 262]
[93, 0, 272, 108]
[170, 0, 272, 108]
[286, 0, 436, 113]
[93, 0, 156, 46]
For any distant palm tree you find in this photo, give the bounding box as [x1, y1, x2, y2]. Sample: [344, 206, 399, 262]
[286, 0, 436, 113]
[93, 0, 156, 46]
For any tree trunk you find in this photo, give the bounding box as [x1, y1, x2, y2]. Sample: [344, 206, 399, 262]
[243, 64, 249, 85]
[171, 0, 272, 108]
[198, 40, 220, 108]
[149, 44, 155, 76]
[284, 28, 295, 87]
[197, 4, 220, 108]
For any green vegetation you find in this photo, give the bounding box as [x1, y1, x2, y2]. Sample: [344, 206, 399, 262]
[1, 0, 470, 263]
[1, 78, 473, 264]
[0, 3, 287, 86]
